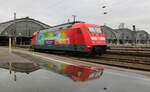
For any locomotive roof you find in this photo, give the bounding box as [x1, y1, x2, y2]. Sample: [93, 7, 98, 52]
[52, 21, 84, 27]
[40, 21, 85, 33]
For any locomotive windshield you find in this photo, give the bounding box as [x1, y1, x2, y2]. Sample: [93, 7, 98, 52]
[88, 27, 102, 34]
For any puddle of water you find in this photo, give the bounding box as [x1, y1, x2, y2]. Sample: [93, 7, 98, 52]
[0, 62, 104, 92]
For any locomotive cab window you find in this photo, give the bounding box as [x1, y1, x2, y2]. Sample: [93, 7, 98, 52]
[88, 27, 96, 33]
[95, 28, 102, 33]
[77, 28, 82, 34]
[88, 27, 102, 34]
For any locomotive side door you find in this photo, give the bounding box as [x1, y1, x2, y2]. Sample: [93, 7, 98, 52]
[72, 28, 85, 51]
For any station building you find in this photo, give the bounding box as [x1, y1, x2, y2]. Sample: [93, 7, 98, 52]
[114, 28, 134, 45]
[0, 17, 51, 45]
[101, 26, 117, 44]
[135, 30, 149, 44]
[102, 25, 150, 45]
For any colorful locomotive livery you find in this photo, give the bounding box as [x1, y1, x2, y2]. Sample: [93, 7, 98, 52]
[42, 63, 104, 82]
[37, 30, 70, 45]
[32, 21, 107, 55]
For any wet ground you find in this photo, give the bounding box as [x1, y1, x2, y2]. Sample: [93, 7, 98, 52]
[0, 47, 30, 62]
[0, 62, 149, 92]
[0, 47, 150, 92]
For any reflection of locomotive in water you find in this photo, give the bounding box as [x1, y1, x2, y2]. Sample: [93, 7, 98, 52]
[42, 63, 104, 82]
[32, 21, 107, 55]
[0, 62, 104, 82]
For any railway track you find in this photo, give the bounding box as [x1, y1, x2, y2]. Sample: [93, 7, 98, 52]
[107, 46, 150, 57]
[100, 54, 150, 65]
[62, 54, 150, 71]
[110, 48, 150, 51]
[106, 50, 150, 57]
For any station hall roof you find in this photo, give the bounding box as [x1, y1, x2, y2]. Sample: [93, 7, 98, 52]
[0, 17, 51, 34]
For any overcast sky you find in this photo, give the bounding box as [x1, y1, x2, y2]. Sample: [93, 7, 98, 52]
[0, 0, 150, 33]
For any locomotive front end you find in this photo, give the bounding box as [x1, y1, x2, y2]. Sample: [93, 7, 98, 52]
[85, 24, 107, 55]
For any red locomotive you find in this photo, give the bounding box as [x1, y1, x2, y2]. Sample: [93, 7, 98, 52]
[31, 21, 107, 55]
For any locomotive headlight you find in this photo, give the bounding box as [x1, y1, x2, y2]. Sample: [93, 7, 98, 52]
[87, 45, 91, 48]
